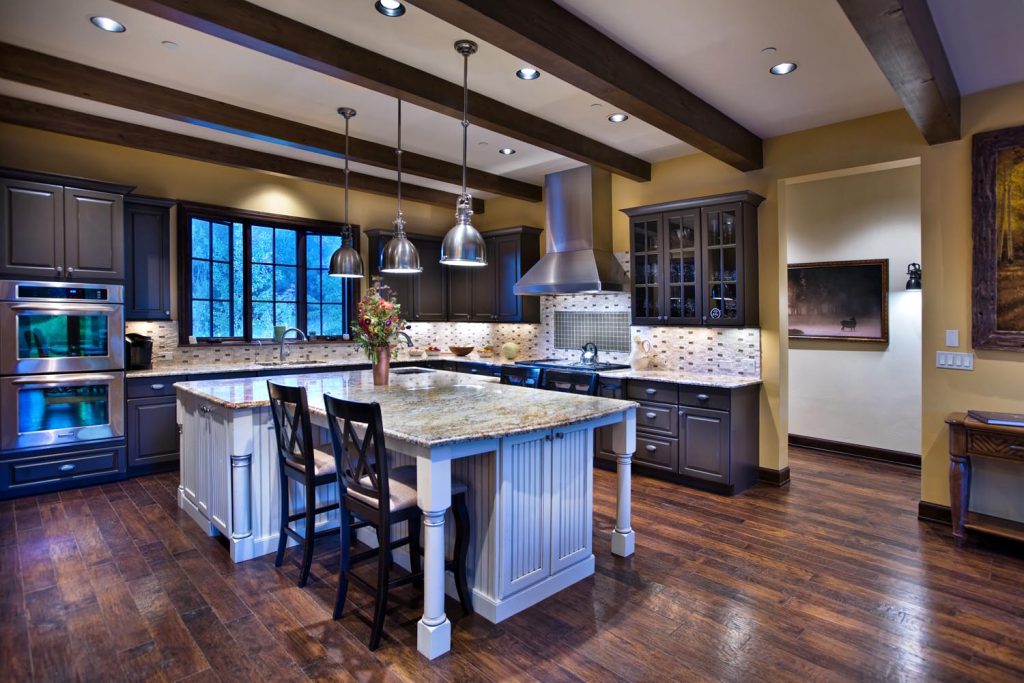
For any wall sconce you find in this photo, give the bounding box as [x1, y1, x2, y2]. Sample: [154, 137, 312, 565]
[906, 262, 922, 290]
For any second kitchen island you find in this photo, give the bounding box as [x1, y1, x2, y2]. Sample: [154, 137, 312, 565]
[175, 368, 637, 659]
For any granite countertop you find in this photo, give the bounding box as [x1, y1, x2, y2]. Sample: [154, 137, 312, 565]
[126, 353, 524, 378]
[175, 369, 638, 448]
[598, 368, 762, 388]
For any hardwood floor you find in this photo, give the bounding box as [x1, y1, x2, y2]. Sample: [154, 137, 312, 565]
[3, 448, 1024, 682]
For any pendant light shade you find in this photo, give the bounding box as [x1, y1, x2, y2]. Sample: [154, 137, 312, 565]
[329, 107, 364, 279]
[380, 98, 422, 274]
[440, 39, 487, 268]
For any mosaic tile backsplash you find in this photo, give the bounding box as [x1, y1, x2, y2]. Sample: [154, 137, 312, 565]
[130, 253, 760, 376]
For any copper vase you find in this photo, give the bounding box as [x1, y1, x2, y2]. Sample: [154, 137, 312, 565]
[373, 345, 390, 385]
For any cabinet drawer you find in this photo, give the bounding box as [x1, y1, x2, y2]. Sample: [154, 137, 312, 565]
[637, 401, 677, 437]
[127, 375, 185, 398]
[627, 380, 677, 404]
[634, 434, 678, 472]
[679, 386, 730, 412]
[967, 431, 1024, 460]
[6, 447, 125, 488]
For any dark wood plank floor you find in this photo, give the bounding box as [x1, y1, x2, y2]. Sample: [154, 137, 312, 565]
[3, 448, 1024, 682]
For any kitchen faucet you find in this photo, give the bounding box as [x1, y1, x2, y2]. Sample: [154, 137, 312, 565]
[397, 331, 413, 347]
[279, 328, 307, 362]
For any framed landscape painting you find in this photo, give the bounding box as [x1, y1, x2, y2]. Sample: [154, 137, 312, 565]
[788, 259, 889, 343]
[973, 124, 1024, 351]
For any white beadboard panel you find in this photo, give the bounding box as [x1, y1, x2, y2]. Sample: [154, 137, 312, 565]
[550, 425, 593, 574]
[498, 431, 551, 597]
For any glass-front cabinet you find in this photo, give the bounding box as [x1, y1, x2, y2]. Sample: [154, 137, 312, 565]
[623, 192, 764, 327]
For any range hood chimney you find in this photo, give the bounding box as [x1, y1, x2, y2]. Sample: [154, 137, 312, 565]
[514, 165, 628, 295]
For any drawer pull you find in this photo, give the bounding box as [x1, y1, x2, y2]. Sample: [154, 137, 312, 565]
[150, 383, 165, 390]
[697, 393, 710, 402]
[645, 412, 657, 419]
[59, 464, 76, 472]
[1011, 445, 1024, 451]
[645, 444, 657, 452]
[645, 388, 657, 395]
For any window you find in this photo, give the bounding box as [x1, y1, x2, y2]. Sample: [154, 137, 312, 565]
[180, 206, 357, 343]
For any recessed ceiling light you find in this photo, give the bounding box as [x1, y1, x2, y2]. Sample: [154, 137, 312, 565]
[516, 68, 540, 80]
[498, 147, 516, 155]
[374, 0, 405, 17]
[608, 113, 629, 123]
[90, 16, 126, 33]
[770, 62, 797, 76]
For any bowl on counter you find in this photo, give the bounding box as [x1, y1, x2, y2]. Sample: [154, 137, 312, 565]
[425, 349, 442, 357]
[449, 345, 474, 357]
[406, 347, 424, 357]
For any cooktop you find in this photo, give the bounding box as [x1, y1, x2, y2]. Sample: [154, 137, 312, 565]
[514, 359, 629, 372]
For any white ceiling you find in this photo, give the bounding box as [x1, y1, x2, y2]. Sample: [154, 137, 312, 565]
[927, 0, 1024, 95]
[0, 0, 1021, 199]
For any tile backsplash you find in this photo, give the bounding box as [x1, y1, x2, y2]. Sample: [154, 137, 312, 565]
[130, 253, 759, 377]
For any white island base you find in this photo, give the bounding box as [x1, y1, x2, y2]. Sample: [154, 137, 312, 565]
[176, 372, 636, 659]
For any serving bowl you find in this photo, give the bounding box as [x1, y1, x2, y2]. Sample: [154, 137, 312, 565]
[449, 345, 474, 356]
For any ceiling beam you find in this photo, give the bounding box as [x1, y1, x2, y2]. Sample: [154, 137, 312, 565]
[0, 44, 535, 202]
[837, 0, 960, 144]
[407, 0, 763, 172]
[111, 0, 652, 181]
[0, 95, 484, 212]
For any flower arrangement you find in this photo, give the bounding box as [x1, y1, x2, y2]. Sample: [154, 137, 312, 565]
[351, 281, 407, 364]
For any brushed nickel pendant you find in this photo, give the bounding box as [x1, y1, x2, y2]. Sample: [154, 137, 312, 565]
[328, 106, 364, 279]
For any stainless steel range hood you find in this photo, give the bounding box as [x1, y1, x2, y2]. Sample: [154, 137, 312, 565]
[514, 165, 628, 295]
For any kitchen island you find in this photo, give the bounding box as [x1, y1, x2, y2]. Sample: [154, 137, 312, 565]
[175, 367, 637, 659]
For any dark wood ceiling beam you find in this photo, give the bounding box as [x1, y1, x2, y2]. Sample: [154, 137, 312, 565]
[837, 0, 960, 144]
[0, 43, 534, 202]
[0, 95, 483, 212]
[111, 0, 652, 181]
[407, 0, 763, 172]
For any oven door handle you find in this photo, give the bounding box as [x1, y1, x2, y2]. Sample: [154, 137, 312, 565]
[11, 374, 117, 387]
[10, 303, 118, 313]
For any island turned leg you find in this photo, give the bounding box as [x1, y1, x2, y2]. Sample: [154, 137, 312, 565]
[949, 454, 971, 547]
[416, 457, 453, 659]
[610, 408, 637, 557]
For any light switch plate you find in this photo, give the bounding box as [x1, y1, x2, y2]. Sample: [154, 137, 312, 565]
[945, 329, 959, 347]
[936, 351, 974, 370]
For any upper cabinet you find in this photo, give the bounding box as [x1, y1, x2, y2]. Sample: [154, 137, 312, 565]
[365, 230, 446, 322]
[622, 191, 764, 327]
[125, 197, 174, 320]
[0, 169, 132, 282]
[447, 227, 541, 323]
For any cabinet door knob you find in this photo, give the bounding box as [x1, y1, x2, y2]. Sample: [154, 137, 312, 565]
[164, 310, 170, 316]
[555, 432, 564, 439]
[544, 434, 552, 441]
[645, 412, 657, 419]
[697, 393, 710, 402]
[67, 266, 75, 275]
[56, 265, 63, 275]
[645, 388, 656, 395]
[59, 463, 76, 472]
[645, 444, 657, 452]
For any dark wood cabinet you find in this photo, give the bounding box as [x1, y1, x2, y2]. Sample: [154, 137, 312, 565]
[0, 169, 132, 281]
[126, 396, 179, 470]
[366, 229, 446, 322]
[678, 407, 730, 482]
[445, 226, 541, 323]
[622, 191, 764, 327]
[125, 198, 173, 320]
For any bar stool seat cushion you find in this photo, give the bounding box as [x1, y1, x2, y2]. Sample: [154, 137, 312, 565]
[347, 465, 468, 512]
[284, 447, 337, 476]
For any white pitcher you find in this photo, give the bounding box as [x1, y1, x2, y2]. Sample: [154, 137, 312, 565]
[628, 337, 653, 370]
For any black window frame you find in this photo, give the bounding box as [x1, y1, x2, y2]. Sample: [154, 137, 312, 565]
[177, 202, 360, 345]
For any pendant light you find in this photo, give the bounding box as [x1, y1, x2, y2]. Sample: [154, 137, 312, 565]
[380, 98, 422, 273]
[328, 107, 364, 278]
[440, 39, 487, 268]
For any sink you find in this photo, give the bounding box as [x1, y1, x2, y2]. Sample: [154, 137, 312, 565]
[256, 360, 327, 367]
[392, 367, 435, 375]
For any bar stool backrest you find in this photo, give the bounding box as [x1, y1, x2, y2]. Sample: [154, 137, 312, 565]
[267, 381, 316, 473]
[323, 394, 390, 514]
[540, 369, 599, 396]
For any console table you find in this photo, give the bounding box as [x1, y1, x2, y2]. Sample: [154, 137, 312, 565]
[946, 412, 1024, 546]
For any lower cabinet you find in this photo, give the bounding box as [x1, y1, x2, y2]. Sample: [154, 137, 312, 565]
[0, 442, 126, 500]
[126, 375, 184, 475]
[678, 407, 730, 482]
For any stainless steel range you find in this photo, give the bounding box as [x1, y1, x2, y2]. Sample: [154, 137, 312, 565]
[0, 280, 125, 451]
[514, 359, 630, 372]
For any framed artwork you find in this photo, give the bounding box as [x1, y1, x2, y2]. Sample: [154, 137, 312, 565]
[787, 259, 889, 343]
[973, 124, 1024, 351]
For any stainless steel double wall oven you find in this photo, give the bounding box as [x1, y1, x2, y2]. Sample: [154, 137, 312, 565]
[0, 280, 125, 452]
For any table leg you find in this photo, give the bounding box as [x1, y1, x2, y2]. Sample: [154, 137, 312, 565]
[416, 457, 452, 659]
[610, 408, 637, 557]
[949, 454, 971, 546]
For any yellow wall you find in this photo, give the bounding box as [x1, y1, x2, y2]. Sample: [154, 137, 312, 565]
[4, 82, 1024, 508]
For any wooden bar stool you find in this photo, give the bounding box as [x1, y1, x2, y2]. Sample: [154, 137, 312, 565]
[267, 381, 341, 587]
[540, 368, 599, 395]
[499, 365, 542, 387]
[323, 393, 472, 651]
